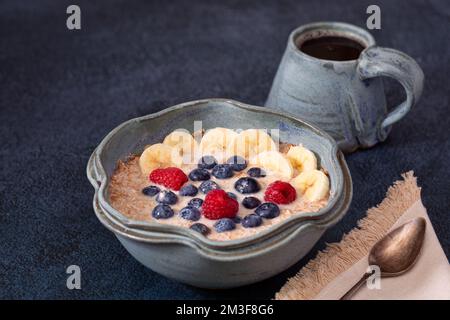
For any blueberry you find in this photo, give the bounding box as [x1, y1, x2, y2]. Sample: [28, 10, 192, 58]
[241, 214, 263, 228]
[188, 168, 211, 181]
[233, 216, 242, 224]
[226, 155, 247, 171]
[179, 206, 201, 221]
[142, 185, 160, 196]
[227, 192, 237, 200]
[211, 164, 234, 179]
[152, 204, 174, 219]
[190, 223, 210, 236]
[255, 202, 280, 219]
[234, 177, 261, 194]
[156, 190, 178, 205]
[247, 167, 266, 178]
[242, 196, 261, 209]
[188, 198, 204, 208]
[198, 155, 217, 170]
[179, 184, 198, 196]
[214, 218, 236, 233]
[199, 180, 220, 194]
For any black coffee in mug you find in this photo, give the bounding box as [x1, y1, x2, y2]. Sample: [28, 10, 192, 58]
[299, 36, 365, 61]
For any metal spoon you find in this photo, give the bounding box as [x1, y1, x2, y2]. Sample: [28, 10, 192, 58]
[340, 217, 426, 300]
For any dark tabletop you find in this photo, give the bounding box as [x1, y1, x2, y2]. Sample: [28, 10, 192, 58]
[1, 0, 449, 299]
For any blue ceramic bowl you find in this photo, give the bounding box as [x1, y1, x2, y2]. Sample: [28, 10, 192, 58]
[87, 99, 352, 288]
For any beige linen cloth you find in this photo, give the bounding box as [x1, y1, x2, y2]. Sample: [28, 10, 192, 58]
[276, 172, 450, 300]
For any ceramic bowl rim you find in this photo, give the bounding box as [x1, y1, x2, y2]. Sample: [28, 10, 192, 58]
[87, 98, 352, 250]
[90, 177, 351, 260]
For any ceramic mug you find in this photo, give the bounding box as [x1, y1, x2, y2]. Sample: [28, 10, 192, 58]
[265, 22, 424, 152]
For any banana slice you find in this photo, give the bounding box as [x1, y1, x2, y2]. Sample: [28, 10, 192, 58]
[291, 170, 329, 202]
[163, 130, 198, 163]
[139, 143, 183, 176]
[250, 151, 294, 178]
[227, 129, 277, 158]
[287, 145, 317, 173]
[199, 127, 238, 157]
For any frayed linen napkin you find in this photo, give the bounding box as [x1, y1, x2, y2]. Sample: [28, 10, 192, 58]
[276, 172, 450, 300]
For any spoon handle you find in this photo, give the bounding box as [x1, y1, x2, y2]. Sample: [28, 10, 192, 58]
[340, 272, 373, 300]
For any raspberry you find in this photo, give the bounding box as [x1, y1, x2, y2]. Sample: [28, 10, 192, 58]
[202, 190, 239, 220]
[264, 181, 296, 204]
[149, 167, 188, 191]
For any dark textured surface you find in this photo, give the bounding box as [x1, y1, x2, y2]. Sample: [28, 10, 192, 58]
[1, 0, 449, 299]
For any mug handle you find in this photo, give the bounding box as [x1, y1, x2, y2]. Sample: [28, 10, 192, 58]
[357, 46, 424, 130]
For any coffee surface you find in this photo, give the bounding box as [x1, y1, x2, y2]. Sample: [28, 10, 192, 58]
[300, 36, 364, 61]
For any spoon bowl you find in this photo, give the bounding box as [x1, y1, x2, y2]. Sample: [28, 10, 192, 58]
[369, 217, 426, 276]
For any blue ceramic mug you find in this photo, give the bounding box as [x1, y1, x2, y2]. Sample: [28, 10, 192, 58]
[266, 22, 424, 152]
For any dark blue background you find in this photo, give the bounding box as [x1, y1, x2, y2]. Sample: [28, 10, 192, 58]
[1, 0, 449, 299]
